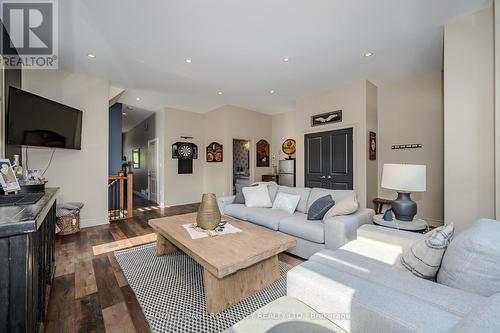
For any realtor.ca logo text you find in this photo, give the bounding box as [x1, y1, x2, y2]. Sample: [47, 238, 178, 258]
[1, 0, 58, 69]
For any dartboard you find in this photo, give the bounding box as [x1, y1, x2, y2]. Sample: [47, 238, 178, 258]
[178, 143, 193, 159]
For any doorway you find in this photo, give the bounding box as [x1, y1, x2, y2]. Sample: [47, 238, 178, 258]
[232, 139, 251, 194]
[304, 128, 353, 189]
[147, 138, 159, 203]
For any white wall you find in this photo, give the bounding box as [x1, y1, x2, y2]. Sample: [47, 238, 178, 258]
[22, 70, 110, 227]
[164, 107, 204, 206]
[378, 71, 444, 225]
[294, 80, 373, 207]
[366, 82, 378, 209]
[444, 7, 495, 233]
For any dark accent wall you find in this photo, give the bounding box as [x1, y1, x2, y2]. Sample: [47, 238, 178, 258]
[122, 113, 156, 194]
[108, 103, 123, 175]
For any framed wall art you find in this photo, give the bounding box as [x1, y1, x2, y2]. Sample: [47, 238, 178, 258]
[206, 142, 223, 162]
[369, 131, 376, 160]
[132, 148, 140, 169]
[311, 110, 342, 127]
[256, 139, 270, 167]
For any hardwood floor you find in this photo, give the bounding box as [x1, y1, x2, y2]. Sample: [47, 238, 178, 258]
[46, 203, 304, 333]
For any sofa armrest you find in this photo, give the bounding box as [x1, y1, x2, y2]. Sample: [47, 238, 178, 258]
[356, 224, 423, 250]
[324, 208, 374, 250]
[217, 195, 235, 214]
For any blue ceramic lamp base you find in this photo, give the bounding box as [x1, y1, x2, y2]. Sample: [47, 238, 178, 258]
[391, 192, 417, 222]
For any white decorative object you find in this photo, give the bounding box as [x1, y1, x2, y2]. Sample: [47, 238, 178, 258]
[272, 192, 300, 215]
[323, 192, 358, 219]
[242, 184, 272, 208]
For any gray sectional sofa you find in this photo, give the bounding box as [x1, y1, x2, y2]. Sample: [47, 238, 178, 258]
[229, 220, 500, 333]
[218, 185, 374, 259]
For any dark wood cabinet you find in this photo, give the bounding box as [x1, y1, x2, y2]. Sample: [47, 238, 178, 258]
[0, 189, 58, 333]
[262, 174, 279, 183]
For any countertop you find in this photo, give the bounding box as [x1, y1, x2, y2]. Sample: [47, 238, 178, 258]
[0, 187, 59, 238]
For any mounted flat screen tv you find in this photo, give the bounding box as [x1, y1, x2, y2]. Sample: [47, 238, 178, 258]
[7, 87, 83, 150]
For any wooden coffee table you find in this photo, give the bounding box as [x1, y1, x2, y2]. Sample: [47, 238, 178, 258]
[148, 212, 296, 314]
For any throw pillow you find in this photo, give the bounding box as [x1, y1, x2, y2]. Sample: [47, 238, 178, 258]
[437, 219, 500, 297]
[233, 184, 246, 204]
[272, 192, 301, 215]
[307, 195, 335, 220]
[242, 184, 272, 208]
[400, 224, 454, 280]
[323, 192, 358, 219]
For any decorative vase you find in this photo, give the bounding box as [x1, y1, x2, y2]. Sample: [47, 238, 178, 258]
[196, 193, 221, 230]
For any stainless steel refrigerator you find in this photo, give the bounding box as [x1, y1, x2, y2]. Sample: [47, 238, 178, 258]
[278, 159, 296, 187]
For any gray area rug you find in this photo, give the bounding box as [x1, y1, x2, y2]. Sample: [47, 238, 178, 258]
[114, 244, 291, 333]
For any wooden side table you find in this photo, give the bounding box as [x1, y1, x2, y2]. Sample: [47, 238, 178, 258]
[372, 197, 394, 214]
[373, 214, 428, 233]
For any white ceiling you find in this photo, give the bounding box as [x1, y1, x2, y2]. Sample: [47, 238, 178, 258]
[59, 0, 491, 114]
[121, 104, 154, 133]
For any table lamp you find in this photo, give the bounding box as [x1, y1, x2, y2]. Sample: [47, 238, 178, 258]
[381, 163, 426, 221]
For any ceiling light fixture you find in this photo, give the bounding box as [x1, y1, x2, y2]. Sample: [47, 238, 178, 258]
[122, 112, 127, 116]
[283, 57, 289, 62]
[136, 97, 141, 101]
[185, 58, 192, 63]
[87, 53, 96, 58]
[364, 52, 373, 57]
[217, 91, 223, 95]
[270, 90, 275, 94]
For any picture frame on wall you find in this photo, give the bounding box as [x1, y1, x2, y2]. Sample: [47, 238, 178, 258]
[206, 142, 223, 162]
[369, 131, 376, 160]
[311, 110, 342, 127]
[256, 139, 270, 167]
[132, 148, 140, 168]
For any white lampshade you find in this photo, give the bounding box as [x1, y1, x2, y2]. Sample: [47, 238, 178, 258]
[381, 164, 426, 192]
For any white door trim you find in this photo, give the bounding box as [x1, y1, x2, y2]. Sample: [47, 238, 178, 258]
[147, 138, 160, 203]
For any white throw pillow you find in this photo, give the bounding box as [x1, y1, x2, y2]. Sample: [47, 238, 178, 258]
[399, 224, 455, 280]
[272, 192, 301, 215]
[323, 192, 358, 219]
[242, 184, 272, 208]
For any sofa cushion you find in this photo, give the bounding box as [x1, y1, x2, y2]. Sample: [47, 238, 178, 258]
[309, 248, 484, 317]
[278, 186, 311, 213]
[306, 188, 355, 212]
[323, 192, 358, 219]
[224, 204, 251, 221]
[246, 208, 295, 230]
[307, 195, 335, 220]
[279, 214, 325, 243]
[272, 192, 301, 215]
[437, 219, 500, 297]
[227, 296, 344, 333]
[287, 260, 463, 333]
[450, 293, 500, 333]
[400, 224, 455, 280]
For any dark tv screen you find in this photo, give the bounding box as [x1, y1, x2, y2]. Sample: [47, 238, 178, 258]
[7, 87, 83, 150]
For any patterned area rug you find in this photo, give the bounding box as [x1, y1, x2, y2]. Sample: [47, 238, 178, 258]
[114, 244, 291, 333]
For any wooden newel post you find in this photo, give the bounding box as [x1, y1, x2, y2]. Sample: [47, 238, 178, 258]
[127, 171, 134, 218]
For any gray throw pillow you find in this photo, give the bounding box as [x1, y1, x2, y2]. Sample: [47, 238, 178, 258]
[437, 219, 500, 297]
[400, 224, 454, 280]
[307, 195, 335, 220]
[233, 184, 246, 204]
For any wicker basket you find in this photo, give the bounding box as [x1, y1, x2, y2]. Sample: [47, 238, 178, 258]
[56, 210, 81, 235]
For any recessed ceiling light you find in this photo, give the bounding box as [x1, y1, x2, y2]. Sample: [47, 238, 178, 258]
[283, 57, 289, 62]
[185, 58, 192, 63]
[270, 90, 275, 94]
[364, 52, 373, 57]
[136, 97, 140, 101]
[217, 91, 223, 95]
[122, 112, 127, 116]
[87, 53, 96, 58]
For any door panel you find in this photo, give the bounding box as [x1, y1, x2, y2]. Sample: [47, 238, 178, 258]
[305, 128, 353, 190]
[147, 139, 159, 203]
